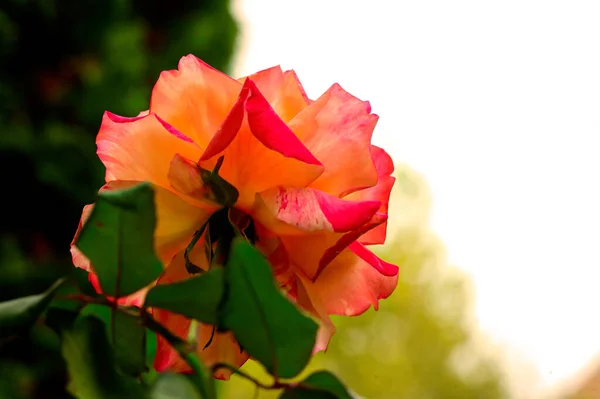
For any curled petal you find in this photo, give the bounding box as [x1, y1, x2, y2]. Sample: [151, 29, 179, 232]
[280, 212, 387, 281]
[150, 55, 242, 149]
[199, 83, 249, 161]
[168, 154, 207, 198]
[152, 253, 248, 377]
[289, 83, 379, 196]
[199, 79, 323, 210]
[349, 241, 398, 277]
[345, 146, 396, 245]
[303, 244, 399, 316]
[245, 78, 320, 166]
[167, 154, 225, 211]
[97, 112, 202, 195]
[316, 213, 389, 280]
[253, 186, 381, 236]
[241, 66, 310, 122]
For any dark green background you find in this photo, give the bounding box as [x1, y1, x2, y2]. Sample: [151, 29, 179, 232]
[0, 1, 237, 397]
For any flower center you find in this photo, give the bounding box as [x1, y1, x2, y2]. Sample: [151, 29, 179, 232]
[184, 207, 258, 275]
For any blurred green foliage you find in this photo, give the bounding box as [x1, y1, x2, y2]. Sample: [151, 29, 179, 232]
[0, 1, 237, 397]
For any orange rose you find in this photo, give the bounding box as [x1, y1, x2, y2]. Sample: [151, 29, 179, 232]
[70, 55, 398, 378]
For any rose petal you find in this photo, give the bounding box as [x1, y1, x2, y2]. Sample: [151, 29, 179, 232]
[303, 244, 399, 316]
[97, 112, 202, 196]
[150, 54, 242, 149]
[283, 70, 311, 104]
[245, 78, 320, 166]
[349, 241, 399, 277]
[167, 154, 225, 211]
[253, 186, 381, 236]
[279, 212, 387, 281]
[199, 83, 249, 161]
[345, 146, 396, 245]
[315, 213, 389, 280]
[289, 83, 379, 196]
[238, 66, 284, 107]
[296, 275, 336, 353]
[199, 79, 323, 210]
[240, 66, 310, 122]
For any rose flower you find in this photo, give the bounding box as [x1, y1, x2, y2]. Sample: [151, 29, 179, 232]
[70, 55, 399, 379]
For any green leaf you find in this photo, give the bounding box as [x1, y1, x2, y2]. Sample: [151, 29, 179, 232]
[77, 304, 147, 376]
[280, 371, 353, 399]
[146, 329, 158, 379]
[112, 310, 147, 376]
[60, 315, 146, 399]
[79, 303, 111, 324]
[0, 278, 65, 337]
[75, 181, 163, 297]
[220, 239, 318, 379]
[144, 267, 224, 324]
[49, 268, 100, 313]
[150, 373, 203, 399]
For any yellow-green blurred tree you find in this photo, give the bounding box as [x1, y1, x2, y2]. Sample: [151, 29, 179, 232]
[221, 165, 509, 399]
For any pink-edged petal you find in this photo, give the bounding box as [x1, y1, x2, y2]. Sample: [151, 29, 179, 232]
[240, 66, 310, 122]
[97, 112, 202, 194]
[277, 212, 387, 281]
[152, 252, 248, 377]
[345, 146, 396, 245]
[238, 66, 284, 107]
[253, 186, 381, 236]
[349, 241, 398, 276]
[199, 79, 323, 210]
[315, 213, 388, 281]
[150, 55, 242, 149]
[304, 244, 399, 316]
[289, 83, 379, 196]
[245, 78, 320, 165]
[370, 145, 395, 176]
[199, 82, 249, 162]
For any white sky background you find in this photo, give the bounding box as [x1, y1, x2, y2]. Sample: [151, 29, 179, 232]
[231, 1, 600, 397]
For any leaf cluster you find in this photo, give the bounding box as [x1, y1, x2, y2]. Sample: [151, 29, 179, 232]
[0, 182, 353, 399]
